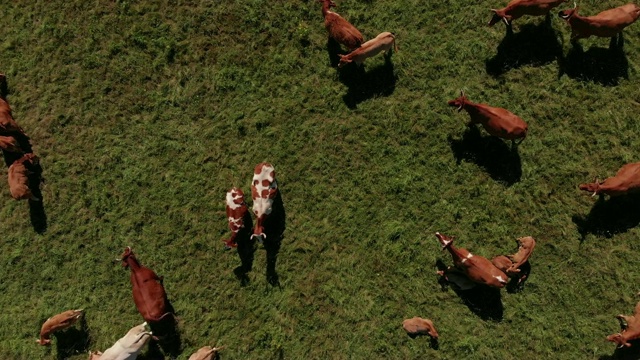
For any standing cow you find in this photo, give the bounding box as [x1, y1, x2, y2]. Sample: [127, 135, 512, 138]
[579, 162, 640, 197]
[120, 247, 172, 324]
[559, 3, 640, 41]
[251, 163, 278, 244]
[489, 0, 568, 27]
[320, 0, 363, 50]
[36, 309, 83, 345]
[223, 187, 250, 249]
[448, 91, 528, 146]
[89, 322, 153, 360]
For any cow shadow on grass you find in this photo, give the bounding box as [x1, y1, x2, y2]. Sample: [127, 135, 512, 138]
[599, 340, 640, 360]
[448, 125, 522, 186]
[54, 315, 91, 360]
[572, 193, 640, 240]
[337, 54, 397, 109]
[558, 35, 629, 86]
[486, 17, 563, 76]
[147, 303, 182, 359]
[436, 260, 504, 322]
[327, 37, 348, 68]
[262, 191, 286, 286]
[233, 213, 255, 287]
[29, 160, 47, 234]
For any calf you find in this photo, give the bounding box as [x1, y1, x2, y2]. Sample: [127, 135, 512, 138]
[320, 0, 363, 50]
[8, 153, 40, 201]
[89, 322, 153, 360]
[435, 232, 508, 288]
[338, 32, 397, 68]
[251, 162, 278, 243]
[607, 300, 640, 348]
[448, 91, 528, 146]
[223, 187, 249, 249]
[120, 247, 172, 323]
[559, 3, 640, 40]
[489, 0, 567, 27]
[188, 345, 225, 360]
[36, 309, 83, 345]
[402, 317, 439, 339]
[491, 236, 536, 284]
[579, 162, 640, 197]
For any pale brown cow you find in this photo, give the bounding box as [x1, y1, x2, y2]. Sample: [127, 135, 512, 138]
[607, 299, 640, 348]
[435, 232, 508, 288]
[8, 153, 40, 201]
[188, 345, 225, 360]
[489, 0, 568, 27]
[448, 91, 528, 146]
[37, 309, 83, 345]
[338, 32, 397, 68]
[491, 236, 536, 284]
[579, 162, 640, 197]
[402, 317, 439, 339]
[559, 3, 640, 40]
[320, 0, 363, 50]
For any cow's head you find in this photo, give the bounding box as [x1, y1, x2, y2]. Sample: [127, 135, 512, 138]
[119, 246, 134, 268]
[578, 178, 600, 196]
[607, 333, 631, 348]
[447, 91, 468, 112]
[251, 163, 278, 242]
[435, 232, 454, 250]
[488, 9, 512, 27]
[558, 3, 579, 20]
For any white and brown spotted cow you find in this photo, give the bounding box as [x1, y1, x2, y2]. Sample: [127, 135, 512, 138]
[223, 187, 249, 249]
[251, 162, 278, 243]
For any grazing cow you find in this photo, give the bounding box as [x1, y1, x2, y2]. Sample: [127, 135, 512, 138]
[558, 3, 640, 40]
[402, 317, 439, 339]
[89, 322, 153, 360]
[223, 187, 249, 249]
[8, 153, 40, 201]
[188, 345, 225, 360]
[435, 232, 508, 288]
[120, 247, 172, 323]
[448, 91, 528, 146]
[489, 0, 568, 27]
[251, 162, 278, 243]
[0, 135, 22, 153]
[607, 299, 640, 348]
[579, 162, 640, 197]
[320, 0, 363, 50]
[338, 32, 397, 68]
[36, 309, 83, 345]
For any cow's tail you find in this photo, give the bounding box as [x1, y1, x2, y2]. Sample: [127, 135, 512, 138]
[150, 312, 174, 323]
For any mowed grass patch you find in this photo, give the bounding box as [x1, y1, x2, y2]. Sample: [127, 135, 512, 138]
[0, 0, 640, 359]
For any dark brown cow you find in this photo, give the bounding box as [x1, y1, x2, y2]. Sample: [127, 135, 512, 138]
[37, 309, 83, 345]
[448, 92, 528, 146]
[251, 162, 278, 243]
[607, 299, 640, 348]
[579, 162, 640, 197]
[223, 187, 249, 249]
[435, 232, 508, 288]
[559, 3, 640, 40]
[8, 153, 40, 201]
[489, 0, 567, 27]
[120, 247, 172, 323]
[320, 0, 363, 50]
[402, 317, 439, 339]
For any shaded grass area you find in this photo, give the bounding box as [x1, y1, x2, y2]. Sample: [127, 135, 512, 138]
[0, 0, 639, 359]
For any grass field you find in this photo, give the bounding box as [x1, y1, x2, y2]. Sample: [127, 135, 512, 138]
[1, 0, 640, 359]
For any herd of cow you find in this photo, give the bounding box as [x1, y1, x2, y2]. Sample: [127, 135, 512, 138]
[17, 0, 640, 358]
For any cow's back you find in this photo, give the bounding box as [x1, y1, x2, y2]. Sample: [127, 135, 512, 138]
[590, 3, 640, 30]
[506, 0, 567, 17]
[8, 161, 30, 199]
[350, 32, 395, 63]
[324, 11, 363, 50]
[602, 162, 640, 195]
[130, 269, 168, 321]
[463, 256, 508, 287]
[467, 104, 528, 140]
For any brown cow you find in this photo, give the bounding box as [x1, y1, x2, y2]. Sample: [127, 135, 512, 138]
[448, 91, 528, 146]
[607, 298, 640, 348]
[0, 74, 26, 137]
[579, 162, 640, 197]
[402, 317, 439, 339]
[120, 247, 172, 323]
[188, 345, 225, 360]
[0, 135, 22, 153]
[489, 0, 568, 27]
[338, 32, 397, 68]
[251, 162, 278, 243]
[8, 153, 40, 201]
[223, 187, 249, 249]
[558, 3, 640, 40]
[320, 0, 363, 50]
[37, 309, 83, 345]
[491, 236, 536, 284]
[435, 232, 508, 288]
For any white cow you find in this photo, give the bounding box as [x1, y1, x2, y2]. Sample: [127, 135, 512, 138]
[88, 322, 152, 360]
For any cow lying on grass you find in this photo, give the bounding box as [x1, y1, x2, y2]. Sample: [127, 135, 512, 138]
[37, 309, 83, 345]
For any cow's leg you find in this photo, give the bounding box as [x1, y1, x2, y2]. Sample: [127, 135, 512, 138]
[544, 12, 551, 27]
[616, 315, 633, 330]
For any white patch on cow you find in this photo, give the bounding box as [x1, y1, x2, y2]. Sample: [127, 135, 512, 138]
[494, 275, 507, 283]
[466, 252, 473, 259]
[226, 190, 243, 210]
[228, 217, 243, 232]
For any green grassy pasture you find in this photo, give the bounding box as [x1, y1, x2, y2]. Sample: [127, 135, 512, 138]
[1, 0, 640, 359]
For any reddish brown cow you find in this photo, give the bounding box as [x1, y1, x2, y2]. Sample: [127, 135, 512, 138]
[607, 299, 640, 348]
[559, 3, 640, 40]
[448, 92, 528, 146]
[223, 187, 249, 249]
[120, 247, 172, 323]
[579, 162, 640, 197]
[489, 0, 567, 27]
[0, 75, 26, 136]
[338, 32, 397, 68]
[8, 153, 40, 201]
[37, 309, 83, 345]
[320, 0, 363, 50]
[435, 232, 508, 288]
[251, 162, 278, 243]
[0, 135, 22, 153]
[402, 317, 439, 339]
